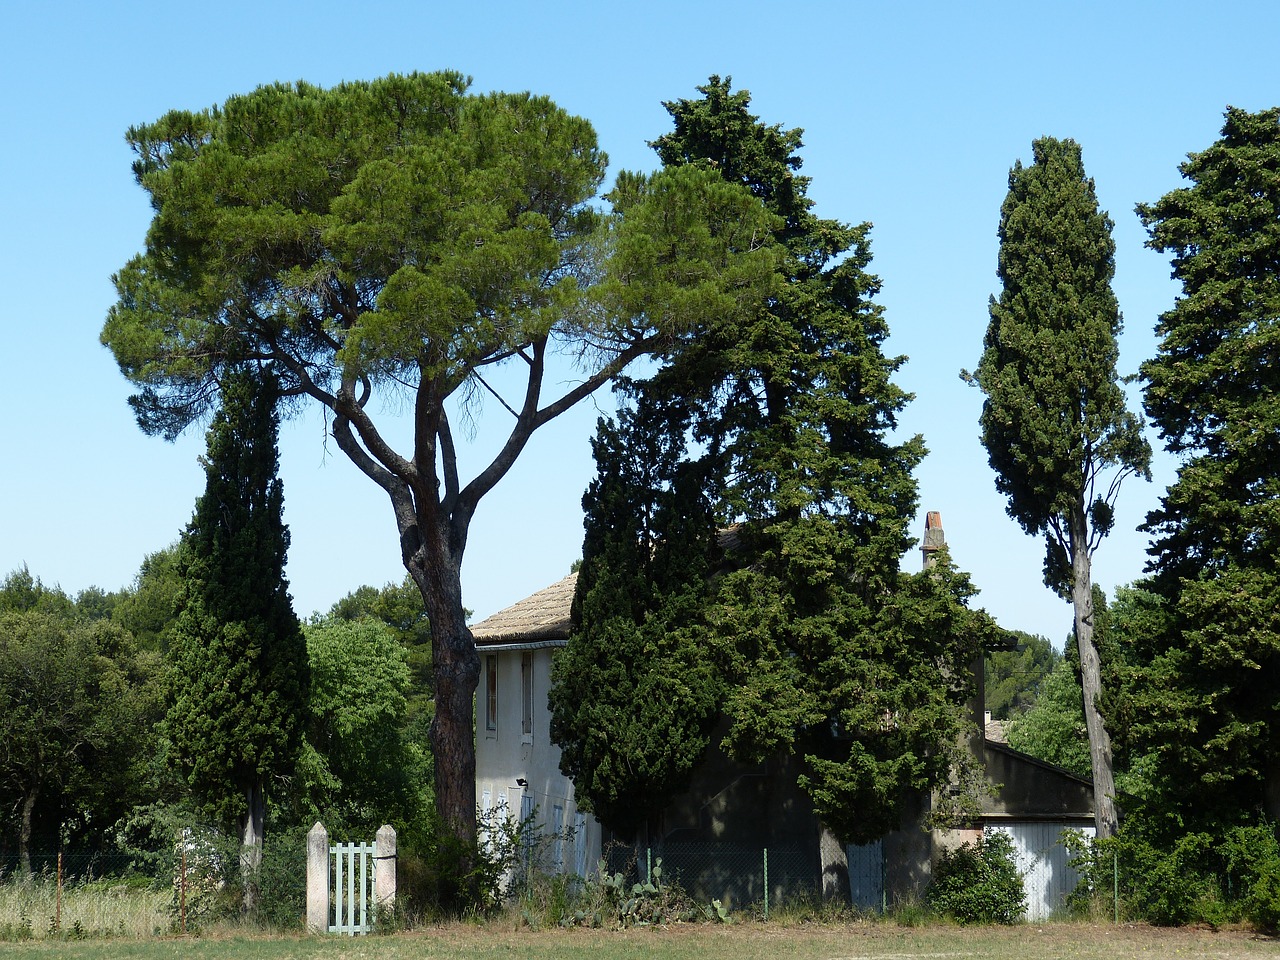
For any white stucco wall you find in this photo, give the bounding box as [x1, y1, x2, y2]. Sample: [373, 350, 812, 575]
[475, 643, 601, 877]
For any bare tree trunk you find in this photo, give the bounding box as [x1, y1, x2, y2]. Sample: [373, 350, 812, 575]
[240, 780, 265, 913]
[1070, 506, 1119, 839]
[19, 785, 38, 875]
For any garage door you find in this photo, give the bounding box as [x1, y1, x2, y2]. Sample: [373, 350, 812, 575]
[985, 822, 1094, 921]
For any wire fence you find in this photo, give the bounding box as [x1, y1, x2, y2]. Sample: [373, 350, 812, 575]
[0, 849, 140, 883]
[604, 841, 818, 914]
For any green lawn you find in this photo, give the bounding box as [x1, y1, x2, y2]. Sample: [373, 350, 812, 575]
[2, 922, 1278, 960]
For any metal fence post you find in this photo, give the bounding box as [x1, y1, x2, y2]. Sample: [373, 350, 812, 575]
[763, 847, 769, 921]
[1113, 848, 1119, 925]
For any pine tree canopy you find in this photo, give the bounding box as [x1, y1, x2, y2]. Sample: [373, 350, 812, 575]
[102, 72, 780, 853]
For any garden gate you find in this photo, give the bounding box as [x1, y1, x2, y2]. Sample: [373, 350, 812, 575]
[305, 822, 396, 935]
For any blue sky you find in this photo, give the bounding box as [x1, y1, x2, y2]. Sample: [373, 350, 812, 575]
[1, 1, 1275, 642]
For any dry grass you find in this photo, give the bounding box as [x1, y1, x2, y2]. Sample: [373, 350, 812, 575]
[0, 875, 170, 940]
[0, 919, 1277, 960]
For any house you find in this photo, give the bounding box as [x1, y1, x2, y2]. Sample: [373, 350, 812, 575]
[471, 573, 601, 879]
[471, 513, 1096, 919]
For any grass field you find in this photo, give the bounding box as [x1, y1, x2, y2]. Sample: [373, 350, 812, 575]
[0, 921, 1277, 960]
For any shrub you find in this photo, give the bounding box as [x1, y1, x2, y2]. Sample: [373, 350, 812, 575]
[926, 832, 1025, 924]
[1223, 823, 1280, 933]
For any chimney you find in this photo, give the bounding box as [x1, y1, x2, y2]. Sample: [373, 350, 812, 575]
[921, 510, 987, 764]
[921, 510, 945, 571]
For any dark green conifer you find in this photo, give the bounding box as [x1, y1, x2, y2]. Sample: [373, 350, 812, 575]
[1131, 107, 1280, 825]
[972, 136, 1150, 837]
[167, 368, 308, 904]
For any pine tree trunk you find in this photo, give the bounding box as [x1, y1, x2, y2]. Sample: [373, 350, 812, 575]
[407, 518, 480, 899]
[240, 780, 265, 913]
[1070, 506, 1119, 839]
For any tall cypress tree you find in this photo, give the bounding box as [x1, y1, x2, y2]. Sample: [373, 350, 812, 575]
[167, 368, 308, 905]
[971, 137, 1151, 838]
[1131, 107, 1280, 825]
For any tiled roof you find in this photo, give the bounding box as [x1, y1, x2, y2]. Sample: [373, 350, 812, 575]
[470, 572, 578, 645]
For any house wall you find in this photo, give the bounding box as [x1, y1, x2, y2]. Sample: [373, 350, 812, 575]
[475, 644, 601, 876]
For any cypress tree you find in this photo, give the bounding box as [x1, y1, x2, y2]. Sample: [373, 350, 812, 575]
[167, 368, 308, 907]
[971, 136, 1151, 838]
[554, 78, 996, 844]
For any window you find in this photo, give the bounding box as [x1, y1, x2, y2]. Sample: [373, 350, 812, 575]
[485, 655, 498, 733]
[520, 652, 534, 742]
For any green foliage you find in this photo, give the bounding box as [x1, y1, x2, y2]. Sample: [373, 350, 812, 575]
[399, 801, 550, 917]
[1131, 107, 1280, 827]
[103, 71, 780, 858]
[926, 832, 1026, 924]
[1067, 807, 1280, 931]
[1004, 657, 1090, 778]
[557, 858, 710, 928]
[0, 567, 74, 618]
[985, 632, 1059, 719]
[0, 610, 165, 869]
[295, 617, 431, 834]
[550, 394, 724, 837]
[972, 136, 1150, 838]
[327, 576, 434, 751]
[166, 369, 308, 832]
[973, 136, 1151, 591]
[110, 547, 184, 653]
[554, 77, 997, 847]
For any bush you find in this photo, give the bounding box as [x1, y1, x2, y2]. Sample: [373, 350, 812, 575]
[1066, 809, 1280, 930]
[1222, 823, 1280, 933]
[926, 832, 1025, 924]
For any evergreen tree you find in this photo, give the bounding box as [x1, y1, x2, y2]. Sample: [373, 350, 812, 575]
[167, 368, 308, 906]
[970, 136, 1151, 837]
[1131, 107, 1280, 825]
[985, 631, 1060, 720]
[549, 394, 723, 837]
[554, 78, 998, 844]
[102, 74, 778, 862]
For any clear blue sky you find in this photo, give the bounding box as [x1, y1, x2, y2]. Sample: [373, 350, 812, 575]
[1, 1, 1275, 643]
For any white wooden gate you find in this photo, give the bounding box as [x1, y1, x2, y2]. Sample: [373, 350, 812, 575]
[986, 821, 1094, 920]
[330, 840, 376, 935]
[306, 822, 396, 935]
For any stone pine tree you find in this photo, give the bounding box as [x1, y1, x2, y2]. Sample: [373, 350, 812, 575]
[552, 78, 1000, 845]
[1131, 107, 1280, 825]
[101, 74, 778, 867]
[970, 137, 1151, 838]
[549, 392, 724, 837]
[167, 368, 308, 907]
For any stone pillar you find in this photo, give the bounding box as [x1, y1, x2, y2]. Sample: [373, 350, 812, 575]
[306, 821, 329, 934]
[375, 824, 397, 914]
